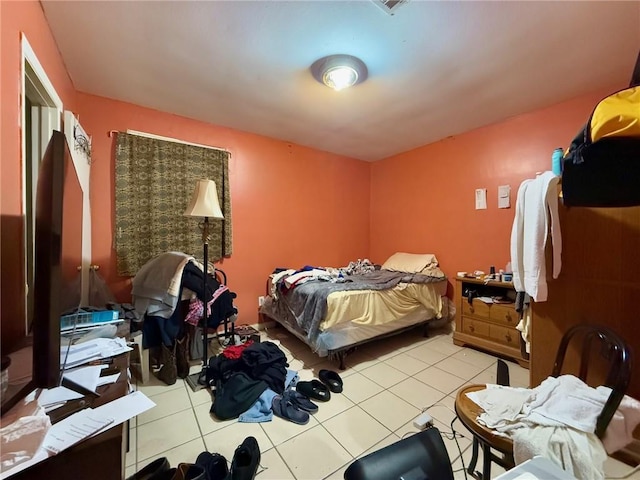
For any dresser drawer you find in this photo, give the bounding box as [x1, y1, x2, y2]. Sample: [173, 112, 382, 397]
[489, 324, 520, 348]
[461, 317, 490, 337]
[490, 303, 518, 326]
[462, 299, 491, 319]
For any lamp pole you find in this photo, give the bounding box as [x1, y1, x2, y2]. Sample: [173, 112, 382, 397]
[199, 216, 210, 386]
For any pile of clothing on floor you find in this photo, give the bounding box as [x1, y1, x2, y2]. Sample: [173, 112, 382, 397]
[206, 341, 343, 425]
[467, 374, 640, 479]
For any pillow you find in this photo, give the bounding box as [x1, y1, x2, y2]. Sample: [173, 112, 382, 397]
[381, 252, 439, 273]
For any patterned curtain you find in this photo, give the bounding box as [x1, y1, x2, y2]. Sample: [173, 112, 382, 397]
[114, 132, 232, 276]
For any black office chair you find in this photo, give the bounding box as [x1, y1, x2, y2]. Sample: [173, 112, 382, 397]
[343, 427, 454, 480]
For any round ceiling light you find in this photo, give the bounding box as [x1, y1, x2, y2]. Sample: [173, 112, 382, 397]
[311, 54, 368, 91]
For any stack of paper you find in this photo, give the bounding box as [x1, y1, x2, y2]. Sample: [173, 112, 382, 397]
[60, 338, 132, 370]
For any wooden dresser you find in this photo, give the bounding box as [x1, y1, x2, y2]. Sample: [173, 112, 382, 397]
[453, 277, 529, 368]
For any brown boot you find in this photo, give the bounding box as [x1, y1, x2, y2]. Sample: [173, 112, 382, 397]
[156, 343, 177, 385]
[176, 336, 189, 379]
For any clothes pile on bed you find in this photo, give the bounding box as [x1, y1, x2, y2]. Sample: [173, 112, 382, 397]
[260, 253, 448, 360]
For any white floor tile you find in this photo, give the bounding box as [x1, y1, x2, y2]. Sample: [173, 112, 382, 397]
[358, 433, 401, 458]
[193, 400, 237, 436]
[137, 385, 192, 425]
[137, 375, 185, 398]
[359, 390, 420, 432]
[203, 421, 273, 462]
[340, 372, 385, 404]
[312, 391, 355, 423]
[414, 365, 467, 396]
[359, 362, 408, 388]
[435, 356, 487, 380]
[125, 465, 137, 478]
[383, 352, 430, 376]
[260, 411, 319, 446]
[428, 338, 465, 357]
[404, 343, 449, 366]
[451, 348, 499, 369]
[186, 383, 214, 407]
[162, 437, 207, 468]
[137, 409, 201, 463]
[276, 425, 352, 480]
[346, 349, 380, 372]
[258, 448, 296, 480]
[323, 406, 392, 457]
[322, 462, 351, 480]
[389, 377, 447, 410]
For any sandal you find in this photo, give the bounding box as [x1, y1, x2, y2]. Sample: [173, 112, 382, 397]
[272, 395, 310, 425]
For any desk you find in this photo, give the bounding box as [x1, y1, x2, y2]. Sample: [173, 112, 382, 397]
[9, 353, 130, 480]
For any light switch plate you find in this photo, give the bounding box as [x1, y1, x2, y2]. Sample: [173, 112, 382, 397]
[498, 185, 511, 209]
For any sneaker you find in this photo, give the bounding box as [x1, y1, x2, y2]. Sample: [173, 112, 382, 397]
[228, 436, 260, 480]
[196, 451, 229, 480]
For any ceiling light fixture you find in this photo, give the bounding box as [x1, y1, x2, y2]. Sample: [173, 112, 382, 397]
[311, 54, 368, 91]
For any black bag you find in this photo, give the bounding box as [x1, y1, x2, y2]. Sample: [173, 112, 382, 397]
[562, 51, 640, 207]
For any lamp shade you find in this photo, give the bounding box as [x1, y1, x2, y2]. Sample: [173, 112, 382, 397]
[184, 179, 224, 219]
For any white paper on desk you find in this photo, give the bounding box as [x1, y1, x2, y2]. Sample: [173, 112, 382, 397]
[38, 386, 84, 407]
[96, 372, 121, 387]
[61, 338, 132, 369]
[88, 391, 155, 438]
[63, 365, 104, 393]
[477, 296, 494, 304]
[41, 408, 114, 455]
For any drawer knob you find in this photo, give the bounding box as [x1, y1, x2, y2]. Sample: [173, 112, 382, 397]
[469, 325, 475, 332]
[505, 314, 512, 323]
[505, 333, 512, 342]
[469, 306, 475, 313]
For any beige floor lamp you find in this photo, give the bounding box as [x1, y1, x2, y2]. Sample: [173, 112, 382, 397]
[184, 179, 224, 387]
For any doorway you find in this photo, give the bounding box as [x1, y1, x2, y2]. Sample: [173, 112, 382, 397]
[21, 34, 63, 330]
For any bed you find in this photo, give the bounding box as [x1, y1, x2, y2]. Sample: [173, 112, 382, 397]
[259, 253, 450, 369]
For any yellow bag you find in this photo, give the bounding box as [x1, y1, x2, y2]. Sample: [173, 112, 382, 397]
[562, 52, 640, 207]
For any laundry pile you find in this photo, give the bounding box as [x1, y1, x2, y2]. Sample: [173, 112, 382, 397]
[467, 375, 640, 479]
[206, 341, 343, 425]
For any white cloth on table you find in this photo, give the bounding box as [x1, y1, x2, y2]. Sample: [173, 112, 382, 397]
[466, 375, 640, 479]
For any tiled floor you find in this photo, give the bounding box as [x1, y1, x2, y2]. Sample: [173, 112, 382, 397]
[125, 325, 639, 480]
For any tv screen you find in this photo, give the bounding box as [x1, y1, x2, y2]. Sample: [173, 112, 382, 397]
[1, 130, 83, 415]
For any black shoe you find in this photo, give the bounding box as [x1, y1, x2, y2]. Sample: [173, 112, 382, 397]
[126, 457, 170, 480]
[196, 451, 229, 480]
[296, 380, 331, 402]
[319, 369, 343, 393]
[151, 463, 206, 480]
[229, 436, 260, 480]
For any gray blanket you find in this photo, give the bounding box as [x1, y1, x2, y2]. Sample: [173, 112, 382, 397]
[281, 270, 445, 344]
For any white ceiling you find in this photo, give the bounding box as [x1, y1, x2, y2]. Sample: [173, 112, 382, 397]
[41, 1, 640, 161]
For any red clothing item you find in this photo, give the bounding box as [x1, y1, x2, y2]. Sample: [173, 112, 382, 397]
[222, 340, 254, 359]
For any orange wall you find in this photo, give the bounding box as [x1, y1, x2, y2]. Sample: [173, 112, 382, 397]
[1, 0, 77, 349]
[370, 88, 616, 294]
[75, 93, 371, 325]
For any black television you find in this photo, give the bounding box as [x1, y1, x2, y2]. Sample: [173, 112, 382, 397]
[1, 130, 83, 415]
